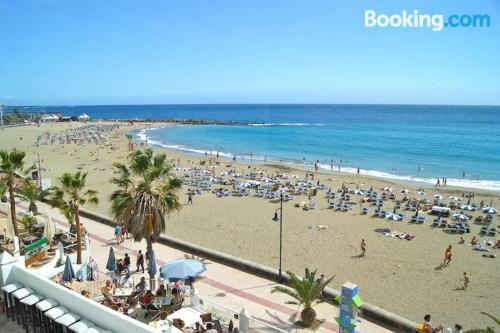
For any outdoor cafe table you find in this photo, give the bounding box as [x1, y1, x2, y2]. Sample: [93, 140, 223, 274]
[114, 288, 133, 297]
[152, 296, 172, 307]
[166, 307, 203, 327]
[149, 319, 170, 332]
[22, 235, 38, 245]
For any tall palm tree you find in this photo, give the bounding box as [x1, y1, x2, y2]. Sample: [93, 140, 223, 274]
[110, 148, 181, 258]
[465, 312, 499, 333]
[48, 172, 98, 264]
[16, 179, 49, 215]
[0, 149, 34, 236]
[271, 269, 334, 327]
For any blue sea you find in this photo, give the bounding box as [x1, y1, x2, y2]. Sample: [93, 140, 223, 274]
[26, 104, 500, 191]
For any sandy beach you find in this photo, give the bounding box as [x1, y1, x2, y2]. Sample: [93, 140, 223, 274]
[1, 121, 499, 329]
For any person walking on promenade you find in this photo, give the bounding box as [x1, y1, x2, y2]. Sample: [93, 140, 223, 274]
[136, 250, 145, 273]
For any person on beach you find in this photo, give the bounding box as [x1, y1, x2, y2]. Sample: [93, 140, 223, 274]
[188, 190, 193, 204]
[446, 324, 463, 333]
[136, 250, 145, 273]
[443, 245, 452, 266]
[419, 314, 444, 333]
[360, 239, 367, 257]
[462, 272, 469, 290]
[317, 274, 326, 297]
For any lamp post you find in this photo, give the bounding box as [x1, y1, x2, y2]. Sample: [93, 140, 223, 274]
[272, 193, 283, 280]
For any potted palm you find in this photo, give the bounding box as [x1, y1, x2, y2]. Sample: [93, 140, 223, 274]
[465, 312, 499, 333]
[271, 269, 334, 327]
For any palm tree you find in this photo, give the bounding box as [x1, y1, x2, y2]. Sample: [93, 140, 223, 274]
[16, 179, 49, 215]
[271, 269, 334, 327]
[0, 149, 34, 236]
[0, 182, 7, 202]
[110, 148, 181, 259]
[48, 172, 98, 264]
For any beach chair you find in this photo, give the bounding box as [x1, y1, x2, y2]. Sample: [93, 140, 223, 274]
[488, 227, 497, 236]
[480, 226, 488, 234]
[328, 202, 336, 209]
[417, 216, 426, 224]
[432, 219, 441, 227]
[362, 208, 370, 215]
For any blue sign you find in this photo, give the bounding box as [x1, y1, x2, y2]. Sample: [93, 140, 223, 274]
[338, 282, 358, 333]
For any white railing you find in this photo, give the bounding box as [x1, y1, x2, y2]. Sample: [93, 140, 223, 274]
[196, 296, 289, 333]
[197, 296, 240, 326]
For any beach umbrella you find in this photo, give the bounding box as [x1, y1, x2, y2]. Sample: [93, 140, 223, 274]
[43, 215, 56, 252]
[386, 213, 401, 221]
[63, 256, 75, 282]
[43, 215, 56, 247]
[433, 194, 443, 200]
[460, 204, 476, 211]
[148, 250, 157, 279]
[453, 213, 469, 221]
[159, 258, 207, 280]
[448, 196, 462, 201]
[106, 247, 116, 272]
[483, 207, 497, 214]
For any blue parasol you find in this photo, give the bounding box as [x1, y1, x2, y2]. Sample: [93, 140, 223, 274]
[160, 258, 207, 280]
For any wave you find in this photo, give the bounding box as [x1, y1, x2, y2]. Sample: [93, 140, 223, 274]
[248, 123, 327, 127]
[315, 164, 500, 191]
[133, 129, 500, 192]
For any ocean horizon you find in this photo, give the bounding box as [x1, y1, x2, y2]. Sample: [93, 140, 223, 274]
[11, 104, 500, 191]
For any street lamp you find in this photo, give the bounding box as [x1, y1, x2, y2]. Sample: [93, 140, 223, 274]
[271, 193, 284, 280]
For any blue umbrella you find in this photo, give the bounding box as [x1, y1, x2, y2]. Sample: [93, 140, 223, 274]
[483, 207, 498, 214]
[106, 247, 116, 272]
[148, 250, 157, 279]
[385, 213, 402, 221]
[63, 256, 75, 282]
[160, 258, 207, 280]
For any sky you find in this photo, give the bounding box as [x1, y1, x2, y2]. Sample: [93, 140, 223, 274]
[0, 0, 499, 106]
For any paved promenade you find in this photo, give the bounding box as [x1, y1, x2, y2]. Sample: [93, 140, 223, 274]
[10, 201, 396, 333]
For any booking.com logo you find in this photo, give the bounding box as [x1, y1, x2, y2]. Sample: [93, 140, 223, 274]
[365, 10, 491, 31]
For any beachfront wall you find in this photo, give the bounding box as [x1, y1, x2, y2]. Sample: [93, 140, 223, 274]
[79, 208, 420, 333]
[7, 264, 156, 333]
